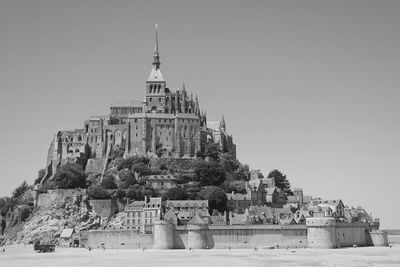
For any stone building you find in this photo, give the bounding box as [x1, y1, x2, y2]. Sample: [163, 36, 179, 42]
[124, 196, 162, 233]
[41, 26, 236, 184]
[164, 200, 210, 225]
[145, 174, 177, 192]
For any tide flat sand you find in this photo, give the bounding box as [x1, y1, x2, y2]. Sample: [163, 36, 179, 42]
[1, 245, 400, 267]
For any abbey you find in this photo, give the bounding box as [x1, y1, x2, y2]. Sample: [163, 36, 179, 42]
[42, 27, 236, 182]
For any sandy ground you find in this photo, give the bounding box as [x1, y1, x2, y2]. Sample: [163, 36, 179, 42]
[1, 245, 400, 267]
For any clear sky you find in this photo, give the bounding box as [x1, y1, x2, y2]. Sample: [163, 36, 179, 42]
[0, 0, 399, 229]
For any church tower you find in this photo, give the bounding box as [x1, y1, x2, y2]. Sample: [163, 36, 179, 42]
[146, 25, 167, 113]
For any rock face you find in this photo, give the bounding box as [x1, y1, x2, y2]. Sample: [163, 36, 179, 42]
[14, 192, 102, 244]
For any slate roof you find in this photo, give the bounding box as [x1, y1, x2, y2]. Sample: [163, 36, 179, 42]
[226, 193, 250, 201]
[188, 213, 207, 225]
[146, 174, 176, 181]
[147, 67, 165, 82]
[60, 228, 74, 239]
[166, 200, 208, 209]
[230, 213, 250, 225]
[248, 206, 274, 219]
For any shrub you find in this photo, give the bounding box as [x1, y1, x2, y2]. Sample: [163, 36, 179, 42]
[53, 163, 87, 189]
[100, 175, 118, 189]
[87, 186, 111, 200]
[199, 186, 227, 212]
[114, 189, 126, 199]
[166, 187, 188, 200]
[126, 185, 143, 200]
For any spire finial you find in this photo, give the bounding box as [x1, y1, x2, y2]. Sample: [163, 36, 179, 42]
[153, 24, 161, 69]
[155, 24, 159, 53]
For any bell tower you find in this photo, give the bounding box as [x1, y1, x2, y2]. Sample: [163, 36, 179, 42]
[146, 24, 167, 113]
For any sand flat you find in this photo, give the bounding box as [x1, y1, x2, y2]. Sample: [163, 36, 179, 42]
[1, 245, 400, 267]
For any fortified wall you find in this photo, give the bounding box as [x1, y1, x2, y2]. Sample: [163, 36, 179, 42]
[86, 218, 388, 249]
[306, 217, 388, 248]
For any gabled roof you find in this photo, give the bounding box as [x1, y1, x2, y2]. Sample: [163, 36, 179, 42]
[147, 174, 176, 181]
[147, 67, 165, 82]
[211, 215, 226, 225]
[230, 213, 251, 225]
[280, 218, 296, 225]
[249, 206, 274, 219]
[125, 201, 145, 210]
[60, 228, 75, 239]
[166, 200, 208, 209]
[226, 193, 250, 201]
[188, 213, 207, 225]
[147, 197, 162, 206]
[266, 187, 277, 195]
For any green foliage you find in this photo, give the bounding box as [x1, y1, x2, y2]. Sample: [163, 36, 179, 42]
[87, 186, 111, 199]
[267, 169, 293, 196]
[132, 163, 153, 176]
[53, 163, 87, 189]
[19, 206, 31, 222]
[34, 169, 46, 184]
[223, 180, 247, 194]
[126, 185, 143, 200]
[110, 147, 125, 159]
[185, 184, 202, 200]
[194, 159, 226, 186]
[12, 181, 30, 199]
[118, 169, 137, 189]
[100, 175, 118, 189]
[116, 156, 149, 171]
[114, 189, 126, 199]
[166, 187, 188, 200]
[159, 164, 168, 171]
[198, 186, 227, 212]
[203, 143, 221, 160]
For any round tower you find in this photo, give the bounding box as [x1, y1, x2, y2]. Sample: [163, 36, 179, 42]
[306, 217, 337, 248]
[368, 230, 388, 246]
[187, 213, 209, 249]
[153, 220, 175, 249]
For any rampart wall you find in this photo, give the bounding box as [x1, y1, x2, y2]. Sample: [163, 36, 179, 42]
[37, 189, 86, 208]
[86, 230, 153, 249]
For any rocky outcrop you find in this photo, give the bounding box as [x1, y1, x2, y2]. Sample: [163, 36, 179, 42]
[14, 192, 104, 244]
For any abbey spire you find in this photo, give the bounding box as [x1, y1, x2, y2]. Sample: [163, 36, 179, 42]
[147, 24, 165, 82]
[153, 24, 161, 70]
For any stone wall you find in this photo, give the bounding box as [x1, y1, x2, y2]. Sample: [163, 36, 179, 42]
[37, 189, 86, 208]
[85, 158, 106, 174]
[89, 199, 119, 218]
[306, 217, 373, 248]
[86, 230, 153, 249]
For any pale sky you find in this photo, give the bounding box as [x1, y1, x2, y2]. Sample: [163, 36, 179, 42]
[0, 0, 399, 229]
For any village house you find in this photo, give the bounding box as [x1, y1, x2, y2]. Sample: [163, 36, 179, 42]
[145, 174, 177, 192]
[226, 192, 251, 212]
[247, 206, 274, 224]
[124, 196, 162, 233]
[164, 200, 209, 225]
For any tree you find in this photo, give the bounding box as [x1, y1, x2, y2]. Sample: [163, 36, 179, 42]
[126, 185, 143, 200]
[53, 163, 87, 189]
[118, 169, 137, 189]
[117, 156, 149, 171]
[100, 175, 118, 189]
[87, 186, 111, 199]
[166, 187, 188, 200]
[185, 185, 202, 200]
[226, 181, 247, 194]
[199, 186, 227, 212]
[267, 169, 293, 196]
[34, 169, 46, 184]
[194, 160, 226, 186]
[114, 189, 126, 199]
[203, 143, 221, 160]
[234, 164, 250, 181]
[12, 181, 29, 199]
[132, 162, 153, 176]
